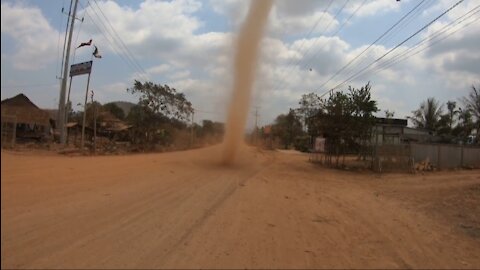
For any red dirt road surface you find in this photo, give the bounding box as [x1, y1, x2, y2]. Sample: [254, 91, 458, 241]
[2, 146, 480, 269]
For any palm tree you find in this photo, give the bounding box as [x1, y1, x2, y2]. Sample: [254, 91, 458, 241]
[409, 97, 443, 132]
[462, 85, 480, 143]
[446, 101, 458, 129]
[462, 85, 480, 121]
[454, 108, 474, 141]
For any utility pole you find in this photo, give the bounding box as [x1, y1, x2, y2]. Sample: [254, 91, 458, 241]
[58, 0, 79, 146]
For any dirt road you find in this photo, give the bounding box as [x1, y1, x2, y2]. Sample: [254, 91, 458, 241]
[2, 146, 480, 269]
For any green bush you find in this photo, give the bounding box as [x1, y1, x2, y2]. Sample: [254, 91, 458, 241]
[294, 135, 311, 152]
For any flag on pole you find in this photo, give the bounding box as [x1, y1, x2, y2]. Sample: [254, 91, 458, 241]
[93, 46, 102, 58]
[77, 39, 92, 48]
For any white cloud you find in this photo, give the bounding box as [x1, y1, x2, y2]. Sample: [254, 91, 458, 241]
[81, 0, 204, 56]
[0, 2, 59, 70]
[147, 64, 171, 75]
[103, 82, 129, 94]
[345, 0, 404, 17]
[210, 0, 340, 37]
[168, 70, 191, 80]
[268, 9, 338, 37]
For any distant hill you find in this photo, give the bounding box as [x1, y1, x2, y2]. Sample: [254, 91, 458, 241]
[107, 101, 136, 117]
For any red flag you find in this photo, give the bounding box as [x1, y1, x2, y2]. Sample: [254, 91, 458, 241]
[77, 39, 92, 48]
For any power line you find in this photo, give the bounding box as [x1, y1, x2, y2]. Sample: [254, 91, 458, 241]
[91, 0, 148, 77]
[370, 6, 480, 74]
[85, 1, 145, 78]
[270, 0, 335, 92]
[300, 0, 367, 71]
[300, 0, 350, 61]
[329, 0, 465, 92]
[338, 0, 434, 83]
[368, 8, 480, 78]
[316, 0, 429, 92]
[284, 0, 334, 65]
[80, 1, 148, 81]
[272, 0, 350, 93]
[83, 12, 147, 81]
[380, 0, 434, 48]
[71, 0, 90, 64]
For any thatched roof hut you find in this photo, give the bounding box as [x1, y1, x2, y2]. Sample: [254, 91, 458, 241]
[1, 94, 50, 126]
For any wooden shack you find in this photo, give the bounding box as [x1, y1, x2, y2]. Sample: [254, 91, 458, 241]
[1, 94, 51, 142]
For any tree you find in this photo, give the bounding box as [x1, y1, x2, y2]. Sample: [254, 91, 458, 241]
[127, 80, 193, 122]
[446, 101, 458, 129]
[196, 120, 224, 143]
[85, 101, 104, 129]
[272, 109, 303, 149]
[126, 104, 172, 147]
[348, 82, 379, 159]
[297, 92, 321, 137]
[310, 83, 378, 165]
[385, 110, 395, 119]
[198, 120, 224, 138]
[126, 81, 194, 148]
[462, 85, 480, 143]
[452, 107, 474, 142]
[437, 101, 458, 137]
[103, 102, 125, 120]
[409, 98, 443, 132]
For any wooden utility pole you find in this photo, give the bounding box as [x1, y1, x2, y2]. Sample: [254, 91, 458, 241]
[58, 0, 79, 145]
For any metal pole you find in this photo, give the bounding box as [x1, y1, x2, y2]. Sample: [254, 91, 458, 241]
[66, 76, 73, 115]
[58, 0, 79, 146]
[81, 72, 91, 150]
[65, 76, 73, 144]
[92, 92, 96, 153]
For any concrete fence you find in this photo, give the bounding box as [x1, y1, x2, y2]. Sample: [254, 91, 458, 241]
[410, 143, 480, 169]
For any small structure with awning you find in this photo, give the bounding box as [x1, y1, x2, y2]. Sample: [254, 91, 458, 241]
[1, 93, 51, 143]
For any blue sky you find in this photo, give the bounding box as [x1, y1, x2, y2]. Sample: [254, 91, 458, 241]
[1, 0, 479, 127]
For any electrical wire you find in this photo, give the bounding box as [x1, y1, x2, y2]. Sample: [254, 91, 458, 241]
[80, 1, 149, 81]
[329, 0, 465, 93]
[316, 0, 429, 92]
[91, 0, 148, 77]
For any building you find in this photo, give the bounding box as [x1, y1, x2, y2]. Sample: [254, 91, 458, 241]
[372, 117, 435, 145]
[97, 110, 131, 134]
[1, 94, 51, 143]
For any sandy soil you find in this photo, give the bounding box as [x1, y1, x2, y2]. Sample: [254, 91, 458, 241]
[1, 146, 479, 269]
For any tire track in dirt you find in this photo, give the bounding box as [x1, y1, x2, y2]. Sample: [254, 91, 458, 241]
[2, 148, 479, 269]
[1, 146, 274, 268]
[161, 151, 480, 269]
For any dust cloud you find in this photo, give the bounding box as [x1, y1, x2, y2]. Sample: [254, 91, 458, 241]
[222, 0, 273, 165]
